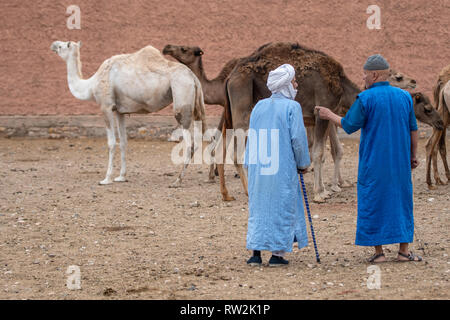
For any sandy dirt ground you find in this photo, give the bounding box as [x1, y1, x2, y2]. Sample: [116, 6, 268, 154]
[0, 135, 448, 300]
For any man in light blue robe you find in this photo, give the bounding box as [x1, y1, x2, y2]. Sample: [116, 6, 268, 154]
[316, 54, 423, 263]
[244, 64, 311, 267]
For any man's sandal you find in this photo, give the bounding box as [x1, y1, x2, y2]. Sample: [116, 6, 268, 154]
[397, 251, 423, 262]
[368, 253, 386, 263]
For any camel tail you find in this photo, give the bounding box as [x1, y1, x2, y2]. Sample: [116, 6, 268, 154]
[223, 78, 233, 130]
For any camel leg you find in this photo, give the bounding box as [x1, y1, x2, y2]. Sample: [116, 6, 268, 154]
[306, 126, 314, 169]
[438, 128, 450, 181]
[312, 118, 331, 203]
[425, 130, 441, 190]
[114, 112, 128, 182]
[170, 128, 194, 188]
[99, 106, 117, 185]
[216, 73, 253, 201]
[170, 83, 197, 188]
[217, 122, 235, 201]
[432, 142, 444, 185]
[329, 123, 351, 191]
[206, 111, 225, 183]
[237, 164, 248, 196]
[433, 129, 446, 185]
[233, 135, 248, 197]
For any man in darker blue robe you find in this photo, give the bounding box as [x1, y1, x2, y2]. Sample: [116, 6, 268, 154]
[316, 54, 423, 263]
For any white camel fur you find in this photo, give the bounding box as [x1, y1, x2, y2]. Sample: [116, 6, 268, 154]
[50, 41, 207, 186]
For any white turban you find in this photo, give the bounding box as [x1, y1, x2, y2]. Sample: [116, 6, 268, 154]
[266, 64, 297, 100]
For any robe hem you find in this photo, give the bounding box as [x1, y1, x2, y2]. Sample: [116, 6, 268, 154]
[355, 235, 413, 246]
[247, 240, 308, 252]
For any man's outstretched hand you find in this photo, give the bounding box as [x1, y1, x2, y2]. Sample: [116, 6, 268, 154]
[315, 106, 333, 120]
[315, 106, 343, 127]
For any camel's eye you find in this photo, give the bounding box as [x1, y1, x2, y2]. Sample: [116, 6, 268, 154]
[395, 75, 403, 81]
[181, 48, 187, 53]
[424, 107, 432, 114]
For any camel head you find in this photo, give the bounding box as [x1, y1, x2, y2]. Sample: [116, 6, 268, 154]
[411, 92, 444, 130]
[162, 44, 203, 65]
[50, 41, 82, 61]
[388, 69, 416, 90]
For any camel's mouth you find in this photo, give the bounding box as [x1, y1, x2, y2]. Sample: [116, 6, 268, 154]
[162, 45, 173, 55]
[50, 42, 59, 53]
[433, 120, 445, 131]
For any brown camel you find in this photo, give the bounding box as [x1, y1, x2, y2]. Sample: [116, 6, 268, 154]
[163, 44, 419, 201]
[218, 42, 423, 202]
[162, 44, 352, 194]
[426, 66, 450, 189]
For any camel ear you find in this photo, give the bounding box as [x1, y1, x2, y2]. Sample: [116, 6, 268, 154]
[415, 94, 421, 102]
[78, 41, 82, 48]
[194, 49, 204, 56]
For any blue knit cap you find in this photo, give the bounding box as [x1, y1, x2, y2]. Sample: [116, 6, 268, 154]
[363, 54, 390, 70]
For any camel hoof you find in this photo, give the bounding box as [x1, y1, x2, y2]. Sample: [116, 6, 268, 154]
[436, 179, 447, 186]
[427, 184, 437, 190]
[114, 176, 127, 182]
[169, 179, 181, 188]
[331, 185, 342, 193]
[167, 136, 181, 142]
[222, 195, 236, 202]
[321, 190, 332, 199]
[313, 195, 326, 203]
[99, 179, 113, 185]
[204, 178, 216, 184]
[339, 180, 353, 188]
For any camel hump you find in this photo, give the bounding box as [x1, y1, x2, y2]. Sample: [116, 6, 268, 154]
[235, 42, 346, 96]
[104, 45, 186, 75]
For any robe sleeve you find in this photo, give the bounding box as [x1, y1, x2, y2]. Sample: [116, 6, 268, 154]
[289, 102, 310, 170]
[341, 97, 366, 134]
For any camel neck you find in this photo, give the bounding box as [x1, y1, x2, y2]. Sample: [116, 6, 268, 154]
[66, 54, 94, 101]
[192, 58, 225, 106]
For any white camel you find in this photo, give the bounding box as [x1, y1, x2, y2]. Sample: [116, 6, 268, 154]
[50, 41, 207, 186]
